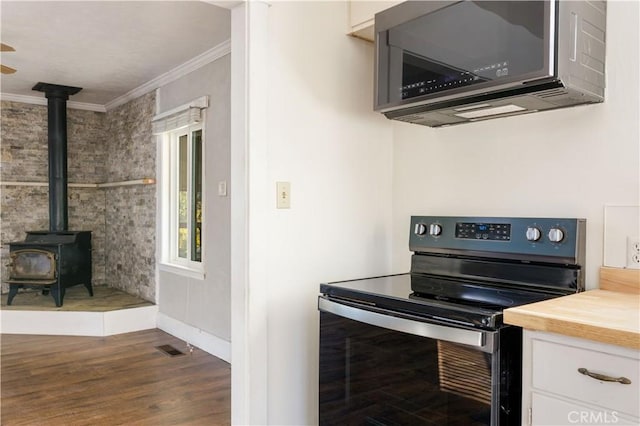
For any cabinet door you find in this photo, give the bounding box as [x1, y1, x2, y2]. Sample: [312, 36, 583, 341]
[531, 392, 638, 426]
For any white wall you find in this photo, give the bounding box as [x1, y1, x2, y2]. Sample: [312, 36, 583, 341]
[236, 1, 639, 424]
[391, 0, 640, 289]
[252, 1, 394, 424]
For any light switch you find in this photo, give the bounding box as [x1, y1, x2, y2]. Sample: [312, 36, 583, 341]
[276, 182, 290, 209]
[218, 181, 228, 197]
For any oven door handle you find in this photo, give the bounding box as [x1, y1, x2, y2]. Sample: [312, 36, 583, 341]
[319, 297, 496, 353]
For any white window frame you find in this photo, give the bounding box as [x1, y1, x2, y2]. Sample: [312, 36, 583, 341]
[172, 124, 203, 261]
[155, 99, 207, 280]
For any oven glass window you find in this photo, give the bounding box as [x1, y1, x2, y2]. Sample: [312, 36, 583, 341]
[319, 311, 495, 425]
[388, 1, 546, 101]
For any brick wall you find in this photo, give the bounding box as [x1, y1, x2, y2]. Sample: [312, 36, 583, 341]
[0, 101, 107, 291]
[1, 95, 156, 302]
[103, 92, 156, 301]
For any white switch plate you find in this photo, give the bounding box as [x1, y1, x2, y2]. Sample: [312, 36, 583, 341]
[276, 182, 290, 209]
[218, 181, 228, 197]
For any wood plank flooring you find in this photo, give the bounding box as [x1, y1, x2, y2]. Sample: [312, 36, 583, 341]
[0, 329, 230, 425]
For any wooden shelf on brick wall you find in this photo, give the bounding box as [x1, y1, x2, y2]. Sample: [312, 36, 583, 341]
[0, 178, 156, 188]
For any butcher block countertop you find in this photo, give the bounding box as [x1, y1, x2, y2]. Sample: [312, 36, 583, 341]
[504, 267, 640, 350]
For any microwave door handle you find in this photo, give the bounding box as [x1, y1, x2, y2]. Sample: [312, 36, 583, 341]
[318, 297, 495, 353]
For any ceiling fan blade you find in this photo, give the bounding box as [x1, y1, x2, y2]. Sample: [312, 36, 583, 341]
[1, 64, 17, 74]
[0, 43, 16, 52]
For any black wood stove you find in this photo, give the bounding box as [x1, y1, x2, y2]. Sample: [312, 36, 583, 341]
[5, 83, 93, 307]
[7, 231, 92, 307]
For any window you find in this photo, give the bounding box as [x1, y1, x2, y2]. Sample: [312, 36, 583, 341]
[153, 97, 208, 278]
[174, 126, 203, 264]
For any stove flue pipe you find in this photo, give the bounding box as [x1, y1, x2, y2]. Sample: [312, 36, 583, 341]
[32, 82, 82, 232]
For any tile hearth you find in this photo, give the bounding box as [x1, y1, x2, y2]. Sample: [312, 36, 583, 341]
[1, 285, 152, 312]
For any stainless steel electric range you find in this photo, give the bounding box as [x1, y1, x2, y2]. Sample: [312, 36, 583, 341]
[318, 216, 585, 426]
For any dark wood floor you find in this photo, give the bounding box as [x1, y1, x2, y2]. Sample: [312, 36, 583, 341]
[0, 329, 230, 425]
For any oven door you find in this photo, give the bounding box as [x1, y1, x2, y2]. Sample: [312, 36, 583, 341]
[318, 296, 521, 426]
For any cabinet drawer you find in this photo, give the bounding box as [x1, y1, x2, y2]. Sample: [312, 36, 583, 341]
[531, 338, 639, 418]
[531, 392, 639, 426]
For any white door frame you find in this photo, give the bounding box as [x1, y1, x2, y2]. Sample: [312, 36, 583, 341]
[230, 2, 270, 424]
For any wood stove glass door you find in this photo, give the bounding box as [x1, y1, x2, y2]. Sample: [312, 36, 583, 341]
[10, 249, 56, 280]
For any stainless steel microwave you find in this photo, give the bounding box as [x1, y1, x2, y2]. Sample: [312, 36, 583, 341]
[374, 1, 606, 127]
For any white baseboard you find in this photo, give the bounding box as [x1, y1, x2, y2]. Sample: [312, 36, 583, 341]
[0, 307, 230, 364]
[104, 306, 159, 335]
[0, 305, 158, 336]
[156, 312, 231, 363]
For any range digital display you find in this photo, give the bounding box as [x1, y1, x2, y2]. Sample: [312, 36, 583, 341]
[455, 223, 511, 241]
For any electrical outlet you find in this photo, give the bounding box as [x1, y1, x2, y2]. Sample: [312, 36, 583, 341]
[626, 237, 640, 269]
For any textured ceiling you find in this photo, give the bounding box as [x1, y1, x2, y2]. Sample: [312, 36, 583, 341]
[0, 1, 231, 106]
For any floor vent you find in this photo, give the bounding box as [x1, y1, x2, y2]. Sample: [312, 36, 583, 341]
[155, 344, 186, 357]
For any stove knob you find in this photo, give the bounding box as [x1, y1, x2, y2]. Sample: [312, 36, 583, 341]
[429, 223, 442, 237]
[414, 223, 427, 236]
[525, 226, 541, 242]
[548, 228, 565, 243]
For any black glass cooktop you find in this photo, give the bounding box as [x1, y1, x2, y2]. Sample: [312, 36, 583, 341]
[320, 273, 565, 330]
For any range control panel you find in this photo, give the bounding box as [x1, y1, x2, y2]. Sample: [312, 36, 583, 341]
[455, 222, 511, 241]
[410, 216, 586, 264]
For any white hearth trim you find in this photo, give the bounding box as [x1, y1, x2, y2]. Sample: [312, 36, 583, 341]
[0, 305, 158, 336]
[157, 312, 231, 363]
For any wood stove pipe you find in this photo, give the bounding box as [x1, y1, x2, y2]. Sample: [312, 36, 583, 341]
[32, 82, 82, 232]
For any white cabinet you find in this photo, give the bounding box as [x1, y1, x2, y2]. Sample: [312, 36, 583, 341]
[523, 330, 640, 425]
[348, 1, 402, 41]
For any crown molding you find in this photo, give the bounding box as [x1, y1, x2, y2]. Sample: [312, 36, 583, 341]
[104, 39, 231, 111]
[203, 1, 244, 9]
[0, 93, 106, 112]
[1, 38, 230, 113]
